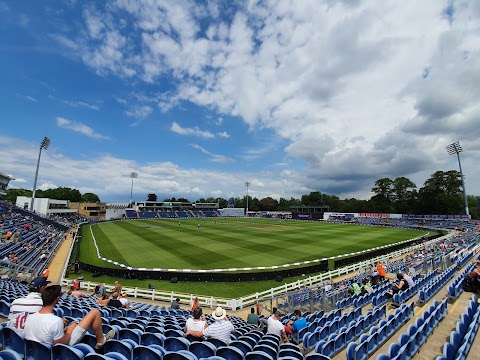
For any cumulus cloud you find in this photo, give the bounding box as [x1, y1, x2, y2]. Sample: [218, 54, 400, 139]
[47, 0, 480, 197]
[171, 122, 215, 139]
[56, 117, 110, 140]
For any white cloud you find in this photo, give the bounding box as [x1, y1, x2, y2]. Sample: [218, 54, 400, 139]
[217, 131, 229, 139]
[56, 117, 110, 140]
[124, 105, 153, 119]
[171, 122, 215, 139]
[190, 144, 234, 163]
[17, 94, 38, 103]
[47, 0, 480, 197]
[49, 95, 100, 110]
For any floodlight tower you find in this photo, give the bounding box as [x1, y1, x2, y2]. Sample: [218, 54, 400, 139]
[446, 141, 469, 217]
[30, 137, 51, 211]
[244, 181, 250, 215]
[130, 172, 138, 206]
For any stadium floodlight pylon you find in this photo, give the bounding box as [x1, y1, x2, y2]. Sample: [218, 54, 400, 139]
[446, 141, 469, 217]
[245, 181, 250, 214]
[130, 172, 138, 206]
[31, 136, 51, 211]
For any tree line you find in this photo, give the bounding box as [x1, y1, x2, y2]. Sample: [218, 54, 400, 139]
[192, 170, 479, 219]
[4, 170, 479, 219]
[3, 187, 100, 204]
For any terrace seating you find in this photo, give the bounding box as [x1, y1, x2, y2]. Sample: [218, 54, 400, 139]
[435, 295, 480, 360]
[376, 298, 448, 360]
[345, 302, 414, 360]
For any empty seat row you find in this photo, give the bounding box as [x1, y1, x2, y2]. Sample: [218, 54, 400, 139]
[346, 302, 414, 360]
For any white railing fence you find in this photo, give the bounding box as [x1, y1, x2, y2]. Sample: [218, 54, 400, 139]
[61, 232, 451, 311]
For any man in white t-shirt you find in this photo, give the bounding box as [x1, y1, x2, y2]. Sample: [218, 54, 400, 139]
[24, 285, 115, 349]
[7, 277, 50, 332]
[267, 311, 289, 343]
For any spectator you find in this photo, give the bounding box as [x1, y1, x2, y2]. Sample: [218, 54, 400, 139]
[67, 285, 85, 298]
[377, 261, 387, 281]
[186, 306, 235, 345]
[41, 268, 49, 279]
[350, 282, 362, 295]
[260, 307, 277, 328]
[402, 271, 415, 288]
[24, 285, 115, 349]
[7, 277, 50, 332]
[184, 307, 207, 342]
[191, 297, 200, 311]
[462, 271, 479, 294]
[113, 281, 122, 295]
[247, 307, 259, 325]
[267, 311, 289, 343]
[284, 320, 294, 342]
[387, 273, 409, 297]
[92, 283, 106, 299]
[74, 261, 80, 274]
[292, 309, 307, 342]
[171, 298, 180, 310]
[362, 279, 373, 294]
[97, 292, 123, 308]
[119, 294, 130, 309]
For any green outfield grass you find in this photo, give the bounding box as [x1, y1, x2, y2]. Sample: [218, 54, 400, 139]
[79, 218, 425, 270]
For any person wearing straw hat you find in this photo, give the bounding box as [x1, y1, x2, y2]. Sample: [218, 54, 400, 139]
[186, 306, 235, 345]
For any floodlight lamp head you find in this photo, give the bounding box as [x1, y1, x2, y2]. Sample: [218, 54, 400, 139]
[40, 137, 51, 150]
[446, 141, 462, 155]
[130, 172, 138, 178]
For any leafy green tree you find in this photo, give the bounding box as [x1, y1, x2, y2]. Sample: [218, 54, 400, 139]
[417, 170, 463, 214]
[4, 189, 32, 203]
[81, 193, 100, 203]
[259, 197, 278, 211]
[391, 177, 417, 213]
[177, 198, 189, 202]
[249, 197, 260, 211]
[38, 187, 82, 202]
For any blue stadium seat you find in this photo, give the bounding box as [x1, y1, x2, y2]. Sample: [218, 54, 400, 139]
[132, 345, 164, 360]
[216, 346, 244, 360]
[52, 344, 84, 360]
[25, 340, 52, 360]
[245, 351, 274, 360]
[189, 341, 216, 359]
[164, 337, 190, 352]
[230, 340, 253, 355]
[162, 350, 197, 360]
[140, 332, 165, 347]
[104, 340, 134, 360]
[0, 350, 24, 360]
[304, 354, 332, 360]
[2, 327, 25, 358]
[278, 349, 303, 360]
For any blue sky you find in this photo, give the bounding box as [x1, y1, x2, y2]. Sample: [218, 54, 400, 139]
[1, 0, 479, 204]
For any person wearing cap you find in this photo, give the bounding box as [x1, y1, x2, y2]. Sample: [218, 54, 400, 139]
[186, 306, 235, 345]
[7, 277, 50, 332]
[24, 284, 115, 349]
